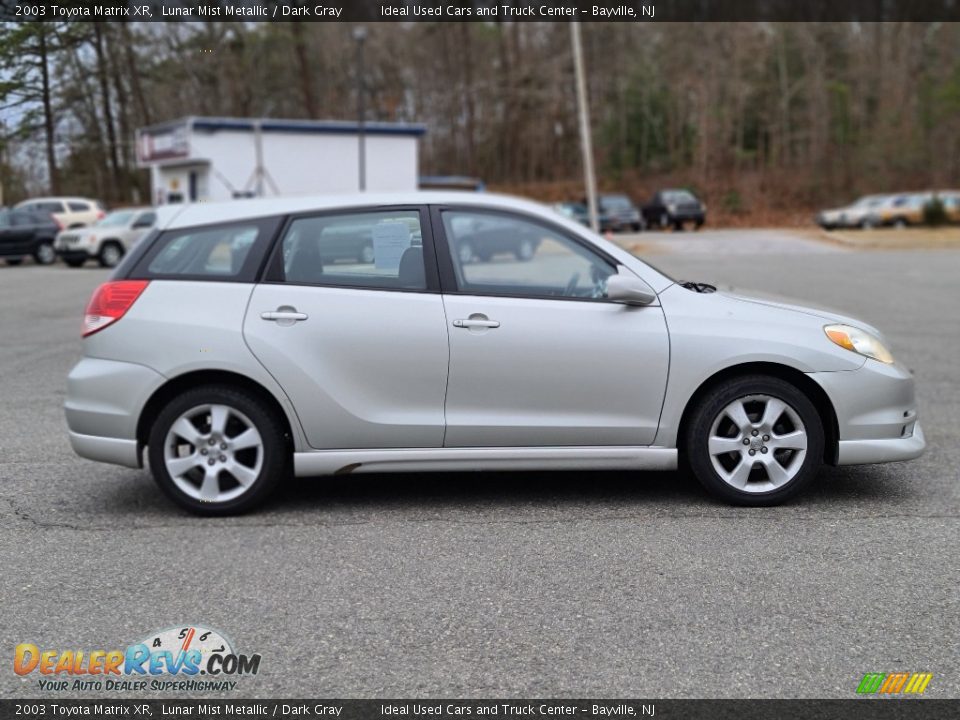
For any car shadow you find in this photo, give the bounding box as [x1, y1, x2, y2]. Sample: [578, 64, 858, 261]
[83, 462, 917, 523]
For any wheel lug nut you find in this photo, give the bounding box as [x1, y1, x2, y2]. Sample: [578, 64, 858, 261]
[208, 439, 215, 445]
[749, 449, 756, 456]
[207, 459, 215, 466]
[200, 448, 208, 455]
[761, 447, 768, 454]
[763, 434, 770, 441]
[742, 438, 750, 445]
[219, 455, 226, 462]
[751, 429, 759, 436]
[220, 443, 227, 450]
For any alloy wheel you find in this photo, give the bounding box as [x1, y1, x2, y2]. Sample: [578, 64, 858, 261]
[707, 394, 808, 493]
[163, 404, 264, 504]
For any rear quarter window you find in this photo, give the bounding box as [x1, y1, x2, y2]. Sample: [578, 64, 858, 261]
[127, 216, 281, 282]
[68, 202, 91, 212]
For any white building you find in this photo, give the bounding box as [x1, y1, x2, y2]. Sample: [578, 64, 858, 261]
[136, 116, 426, 205]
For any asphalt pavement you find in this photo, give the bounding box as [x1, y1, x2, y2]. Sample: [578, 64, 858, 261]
[1, 234, 957, 699]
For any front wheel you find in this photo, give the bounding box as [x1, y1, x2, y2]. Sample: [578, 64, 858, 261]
[148, 386, 289, 515]
[514, 238, 536, 261]
[98, 242, 124, 268]
[34, 241, 56, 265]
[684, 375, 824, 506]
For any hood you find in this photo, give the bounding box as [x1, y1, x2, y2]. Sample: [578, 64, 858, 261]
[718, 286, 882, 336]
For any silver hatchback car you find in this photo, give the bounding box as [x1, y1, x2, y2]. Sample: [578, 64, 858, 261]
[66, 193, 924, 514]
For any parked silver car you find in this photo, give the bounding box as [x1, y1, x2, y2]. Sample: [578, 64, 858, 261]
[65, 193, 924, 514]
[55, 207, 157, 268]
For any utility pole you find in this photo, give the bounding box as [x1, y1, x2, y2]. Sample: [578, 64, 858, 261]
[353, 25, 368, 192]
[571, 22, 599, 233]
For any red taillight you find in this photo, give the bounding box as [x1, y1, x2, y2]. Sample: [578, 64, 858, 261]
[51, 213, 64, 231]
[83, 280, 149, 337]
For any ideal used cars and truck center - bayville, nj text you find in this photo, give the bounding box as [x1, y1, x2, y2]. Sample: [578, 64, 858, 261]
[20, 5, 656, 19]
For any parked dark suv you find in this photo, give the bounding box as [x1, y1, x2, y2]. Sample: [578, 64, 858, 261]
[0, 208, 60, 265]
[596, 194, 644, 232]
[643, 189, 706, 230]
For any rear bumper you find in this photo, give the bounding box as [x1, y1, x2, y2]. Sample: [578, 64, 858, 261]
[837, 422, 926, 465]
[68, 431, 141, 469]
[65, 357, 165, 467]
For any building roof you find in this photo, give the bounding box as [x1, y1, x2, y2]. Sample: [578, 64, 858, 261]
[140, 116, 427, 138]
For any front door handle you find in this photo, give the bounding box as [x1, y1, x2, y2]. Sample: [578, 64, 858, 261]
[453, 315, 500, 329]
[261, 306, 308, 325]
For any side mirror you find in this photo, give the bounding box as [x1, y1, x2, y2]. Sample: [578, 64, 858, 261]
[607, 273, 656, 306]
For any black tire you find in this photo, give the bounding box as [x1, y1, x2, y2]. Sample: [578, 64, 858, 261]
[4, 257, 24, 266]
[358, 242, 375, 264]
[33, 241, 56, 265]
[98, 241, 124, 268]
[673, 221, 685, 232]
[684, 375, 824, 506]
[514, 238, 536, 261]
[64, 258, 86, 268]
[148, 385, 289, 516]
[457, 240, 475, 264]
[631, 222, 643, 232]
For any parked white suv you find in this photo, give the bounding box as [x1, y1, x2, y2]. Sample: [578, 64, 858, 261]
[55, 207, 157, 268]
[65, 193, 924, 514]
[15, 197, 105, 228]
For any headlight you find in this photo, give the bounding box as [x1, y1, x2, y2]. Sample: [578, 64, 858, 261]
[824, 324, 894, 364]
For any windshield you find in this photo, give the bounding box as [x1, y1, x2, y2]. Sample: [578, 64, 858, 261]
[96, 210, 135, 227]
[600, 196, 632, 209]
[662, 190, 697, 204]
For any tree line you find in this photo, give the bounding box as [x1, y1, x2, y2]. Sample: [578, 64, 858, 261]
[1, 21, 959, 222]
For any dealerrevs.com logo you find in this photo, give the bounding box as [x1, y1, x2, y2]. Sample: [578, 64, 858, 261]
[856, 672, 933, 695]
[14, 625, 261, 692]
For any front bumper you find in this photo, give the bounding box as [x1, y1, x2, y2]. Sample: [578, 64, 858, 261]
[808, 360, 925, 465]
[56, 249, 93, 262]
[837, 422, 926, 465]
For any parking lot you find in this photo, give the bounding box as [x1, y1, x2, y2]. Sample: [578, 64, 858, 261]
[1, 233, 958, 698]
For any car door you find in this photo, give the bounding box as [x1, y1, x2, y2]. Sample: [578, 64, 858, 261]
[433, 206, 670, 448]
[243, 206, 449, 450]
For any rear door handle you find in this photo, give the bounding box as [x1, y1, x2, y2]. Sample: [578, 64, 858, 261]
[261, 307, 308, 324]
[453, 317, 500, 329]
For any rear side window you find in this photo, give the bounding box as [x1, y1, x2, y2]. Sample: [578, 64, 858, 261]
[128, 217, 280, 282]
[276, 209, 427, 290]
[29, 201, 64, 213]
[68, 202, 91, 212]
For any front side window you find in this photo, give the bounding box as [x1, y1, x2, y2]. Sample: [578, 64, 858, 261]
[279, 209, 426, 290]
[441, 210, 615, 300]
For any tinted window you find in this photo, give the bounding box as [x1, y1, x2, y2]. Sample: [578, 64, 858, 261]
[11, 211, 44, 227]
[0, 210, 11, 228]
[68, 202, 91, 212]
[441, 211, 615, 300]
[132, 218, 279, 281]
[23, 201, 64, 213]
[279, 210, 426, 290]
[134, 212, 156, 227]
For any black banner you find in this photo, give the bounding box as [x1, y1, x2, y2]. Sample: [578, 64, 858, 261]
[1, 700, 958, 720]
[3, 0, 960, 23]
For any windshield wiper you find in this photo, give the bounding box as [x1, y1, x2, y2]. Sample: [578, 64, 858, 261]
[680, 281, 717, 294]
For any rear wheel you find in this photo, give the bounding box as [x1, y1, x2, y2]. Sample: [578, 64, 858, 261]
[98, 241, 124, 268]
[34, 241, 56, 265]
[457, 240, 475, 264]
[358, 242, 375, 264]
[684, 375, 824, 506]
[514, 238, 536, 261]
[148, 386, 288, 515]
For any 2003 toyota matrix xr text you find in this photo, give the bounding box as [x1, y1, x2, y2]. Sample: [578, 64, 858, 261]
[65, 193, 925, 514]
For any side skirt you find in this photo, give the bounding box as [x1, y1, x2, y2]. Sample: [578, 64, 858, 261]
[293, 446, 677, 477]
